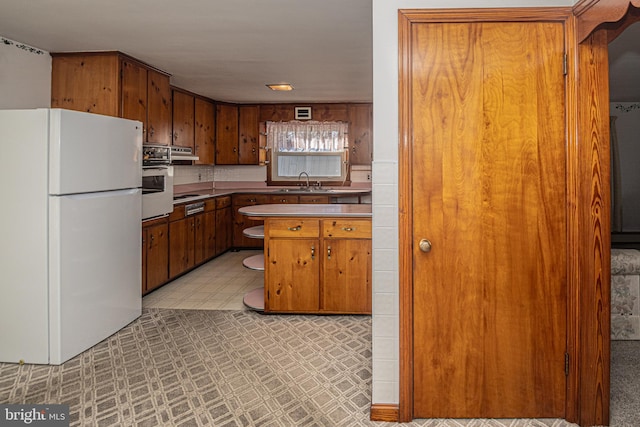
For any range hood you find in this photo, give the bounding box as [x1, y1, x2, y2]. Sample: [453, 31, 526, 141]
[170, 146, 199, 162]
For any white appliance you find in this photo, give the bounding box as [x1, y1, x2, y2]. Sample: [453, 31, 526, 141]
[142, 166, 174, 220]
[0, 108, 143, 365]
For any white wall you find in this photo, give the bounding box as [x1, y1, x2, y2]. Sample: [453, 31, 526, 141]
[370, 0, 575, 406]
[611, 102, 640, 231]
[0, 36, 51, 109]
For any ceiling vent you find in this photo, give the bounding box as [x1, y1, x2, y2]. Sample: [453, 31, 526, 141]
[295, 106, 312, 120]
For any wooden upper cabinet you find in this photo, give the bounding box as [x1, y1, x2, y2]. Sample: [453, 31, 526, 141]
[215, 103, 239, 165]
[147, 69, 172, 145]
[121, 59, 148, 130]
[51, 53, 120, 115]
[51, 52, 172, 145]
[195, 98, 215, 165]
[347, 104, 373, 165]
[172, 89, 195, 149]
[238, 105, 260, 165]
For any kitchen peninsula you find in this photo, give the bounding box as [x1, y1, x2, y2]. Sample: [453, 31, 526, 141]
[239, 204, 372, 314]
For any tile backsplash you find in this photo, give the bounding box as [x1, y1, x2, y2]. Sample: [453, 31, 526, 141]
[172, 165, 215, 186]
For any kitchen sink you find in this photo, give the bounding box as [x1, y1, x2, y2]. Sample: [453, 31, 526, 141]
[273, 188, 333, 193]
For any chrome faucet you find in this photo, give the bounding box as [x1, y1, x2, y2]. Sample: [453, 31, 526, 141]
[298, 171, 310, 189]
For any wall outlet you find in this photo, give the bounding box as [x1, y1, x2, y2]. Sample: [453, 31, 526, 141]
[367, 173, 371, 180]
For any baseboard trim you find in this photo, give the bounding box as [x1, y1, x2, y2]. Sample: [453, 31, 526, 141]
[370, 403, 400, 422]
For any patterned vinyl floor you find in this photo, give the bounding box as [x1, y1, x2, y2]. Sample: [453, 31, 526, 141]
[0, 309, 590, 427]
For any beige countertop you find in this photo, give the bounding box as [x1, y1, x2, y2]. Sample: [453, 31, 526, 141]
[238, 203, 372, 218]
[172, 187, 371, 205]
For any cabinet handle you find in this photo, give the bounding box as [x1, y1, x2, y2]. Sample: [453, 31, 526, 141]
[249, 198, 256, 203]
[233, 147, 237, 153]
[311, 245, 315, 260]
[327, 245, 331, 259]
[288, 226, 301, 231]
[341, 227, 355, 232]
[149, 127, 155, 137]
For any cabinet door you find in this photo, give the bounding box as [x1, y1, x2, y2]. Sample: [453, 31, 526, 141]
[347, 104, 373, 165]
[269, 195, 299, 204]
[172, 90, 195, 149]
[322, 239, 371, 313]
[238, 105, 260, 165]
[147, 69, 172, 145]
[298, 195, 330, 204]
[145, 223, 169, 293]
[202, 210, 216, 260]
[195, 98, 215, 165]
[169, 217, 195, 278]
[266, 238, 320, 312]
[232, 194, 269, 248]
[215, 104, 239, 165]
[51, 53, 120, 116]
[121, 59, 148, 133]
[215, 206, 233, 256]
[194, 213, 206, 265]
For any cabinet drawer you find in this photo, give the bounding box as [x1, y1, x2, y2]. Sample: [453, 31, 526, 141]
[205, 199, 216, 212]
[323, 219, 371, 238]
[269, 195, 299, 204]
[168, 205, 184, 222]
[233, 194, 269, 206]
[267, 219, 319, 238]
[298, 195, 330, 204]
[215, 195, 232, 209]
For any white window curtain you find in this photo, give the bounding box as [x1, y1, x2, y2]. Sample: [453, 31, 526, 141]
[266, 121, 348, 152]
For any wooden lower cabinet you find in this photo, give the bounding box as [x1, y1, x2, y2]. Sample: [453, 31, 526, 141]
[232, 194, 269, 248]
[322, 238, 372, 313]
[267, 238, 320, 312]
[264, 217, 371, 314]
[169, 216, 197, 278]
[215, 196, 233, 256]
[142, 219, 169, 295]
[169, 198, 220, 279]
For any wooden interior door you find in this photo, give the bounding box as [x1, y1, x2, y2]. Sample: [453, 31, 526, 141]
[410, 21, 567, 417]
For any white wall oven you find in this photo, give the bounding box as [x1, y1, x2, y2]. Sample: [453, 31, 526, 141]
[142, 145, 173, 220]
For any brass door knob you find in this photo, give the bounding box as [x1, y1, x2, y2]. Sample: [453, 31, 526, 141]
[419, 239, 432, 253]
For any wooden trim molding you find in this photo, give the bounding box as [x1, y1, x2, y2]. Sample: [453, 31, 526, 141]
[573, 0, 640, 42]
[575, 27, 612, 427]
[397, 9, 414, 423]
[564, 14, 582, 425]
[369, 404, 399, 422]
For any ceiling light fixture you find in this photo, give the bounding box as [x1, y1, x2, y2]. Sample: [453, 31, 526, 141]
[266, 83, 294, 91]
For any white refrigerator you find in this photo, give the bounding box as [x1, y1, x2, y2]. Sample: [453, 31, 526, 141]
[0, 108, 143, 365]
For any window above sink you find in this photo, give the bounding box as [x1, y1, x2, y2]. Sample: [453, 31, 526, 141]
[265, 121, 350, 187]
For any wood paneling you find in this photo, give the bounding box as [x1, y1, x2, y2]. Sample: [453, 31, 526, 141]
[258, 103, 351, 122]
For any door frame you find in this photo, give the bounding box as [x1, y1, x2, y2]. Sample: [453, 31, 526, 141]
[398, 7, 582, 424]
